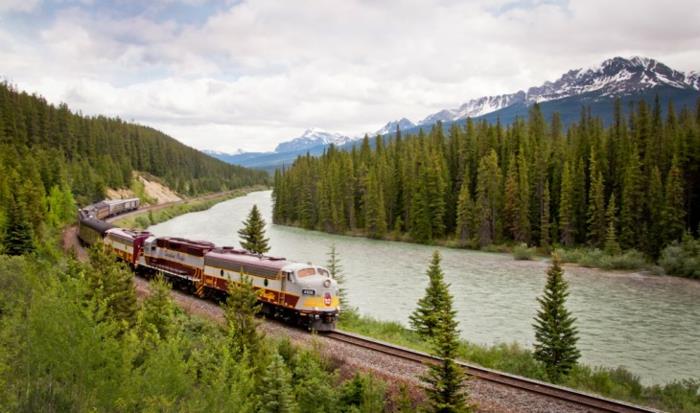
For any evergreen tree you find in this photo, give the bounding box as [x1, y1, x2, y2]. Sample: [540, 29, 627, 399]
[258, 353, 298, 413]
[604, 195, 621, 256]
[503, 155, 520, 241]
[646, 167, 665, 257]
[619, 147, 643, 249]
[420, 252, 471, 413]
[517, 151, 532, 244]
[663, 157, 685, 244]
[2, 194, 35, 256]
[455, 167, 475, 245]
[87, 246, 138, 329]
[238, 204, 271, 254]
[363, 169, 387, 238]
[139, 274, 175, 341]
[533, 252, 580, 382]
[224, 273, 262, 359]
[409, 251, 452, 338]
[326, 243, 348, 310]
[540, 179, 551, 250]
[558, 162, 575, 247]
[475, 150, 502, 246]
[587, 152, 606, 247]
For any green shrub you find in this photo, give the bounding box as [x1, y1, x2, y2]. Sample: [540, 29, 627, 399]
[512, 243, 536, 260]
[556, 248, 647, 271]
[659, 235, 700, 279]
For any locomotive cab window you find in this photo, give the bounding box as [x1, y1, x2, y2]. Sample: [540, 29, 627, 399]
[296, 268, 316, 278]
[318, 268, 329, 278]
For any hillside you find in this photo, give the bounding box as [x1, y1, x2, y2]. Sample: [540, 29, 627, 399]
[0, 81, 268, 249]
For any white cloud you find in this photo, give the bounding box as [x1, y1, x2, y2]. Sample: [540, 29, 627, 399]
[0, 0, 41, 13]
[1, 0, 699, 152]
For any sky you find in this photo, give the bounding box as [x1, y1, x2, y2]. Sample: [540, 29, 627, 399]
[1, 0, 699, 153]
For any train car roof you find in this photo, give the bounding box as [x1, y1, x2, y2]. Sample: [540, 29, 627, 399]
[106, 227, 151, 241]
[79, 217, 115, 234]
[104, 198, 140, 205]
[205, 248, 292, 272]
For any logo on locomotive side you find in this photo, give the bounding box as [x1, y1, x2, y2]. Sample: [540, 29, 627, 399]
[324, 292, 332, 306]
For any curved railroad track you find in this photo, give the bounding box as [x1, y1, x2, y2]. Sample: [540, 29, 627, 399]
[324, 330, 662, 413]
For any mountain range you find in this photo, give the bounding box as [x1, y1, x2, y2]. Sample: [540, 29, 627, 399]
[206, 56, 700, 171]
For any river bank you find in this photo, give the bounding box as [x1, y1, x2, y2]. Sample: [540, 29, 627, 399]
[148, 190, 700, 387]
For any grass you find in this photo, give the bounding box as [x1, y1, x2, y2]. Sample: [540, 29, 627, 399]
[557, 247, 649, 271]
[338, 311, 700, 413]
[113, 185, 267, 229]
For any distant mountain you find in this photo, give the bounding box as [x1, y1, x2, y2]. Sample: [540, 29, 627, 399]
[205, 128, 353, 173]
[374, 118, 416, 136]
[274, 128, 352, 153]
[209, 56, 700, 171]
[416, 56, 699, 126]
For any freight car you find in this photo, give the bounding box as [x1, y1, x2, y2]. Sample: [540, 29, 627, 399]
[80, 198, 140, 220]
[78, 217, 115, 245]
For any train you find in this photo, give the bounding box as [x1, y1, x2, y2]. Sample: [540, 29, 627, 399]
[77, 199, 340, 331]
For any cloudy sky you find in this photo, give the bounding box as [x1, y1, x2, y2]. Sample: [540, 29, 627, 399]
[1, 0, 699, 153]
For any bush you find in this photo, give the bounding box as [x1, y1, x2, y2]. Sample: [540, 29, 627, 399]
[659, 235, 700, 279]
[512, 243, 536, 260]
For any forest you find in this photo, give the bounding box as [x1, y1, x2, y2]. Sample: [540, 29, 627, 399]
[0, 82, 268, 252]
[273, 98, 700, 273]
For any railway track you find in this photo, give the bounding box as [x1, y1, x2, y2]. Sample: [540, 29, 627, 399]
[325, 330, 662, 413]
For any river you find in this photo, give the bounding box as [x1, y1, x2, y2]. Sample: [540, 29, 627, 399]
[149, 190, 700, 385]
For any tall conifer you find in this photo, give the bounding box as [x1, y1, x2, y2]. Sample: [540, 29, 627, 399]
[238, 205, 271, 254]
[587, 152, 606, 247]
[419, 251, 472, 413]
[224, 274, 262, 359]
[533, 252, 580, 382]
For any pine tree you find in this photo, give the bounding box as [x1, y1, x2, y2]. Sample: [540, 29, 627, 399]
[139, 274, 175, 341]
[619, 147, 643, 249]
[540, 179, 551, 250]
[238, 204, 271, 254]
[258, 353, 298, 413]
[326, 244, 348, 310]
[559, 162, 575, 247]
[503, 155, 520, 241]
[663, 157, 685, 244]
[87, 246, 138, 329]
[363, 169, 387, 238]
[604, 195, 621, 256]
[646, 167, 665, 257]
[410, 251, 453, 338]
[517, 151, 531, 244]
[224, 273, 262, 359]
[2, 194, 35, 255]
[455, 167, 475, 245]
[533, 252, 580, 382]
[475, 150, 502, 247]
[420, 252, 471, 413]
[587, 152, 606, 247]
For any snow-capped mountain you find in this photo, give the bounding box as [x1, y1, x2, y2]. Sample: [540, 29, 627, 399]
[414, 56, 699, 127]
[375, 118, 416, 136]
[208, 56, 699, 171]
[274, 128, 352, 153]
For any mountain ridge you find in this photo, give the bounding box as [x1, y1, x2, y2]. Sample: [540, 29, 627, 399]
[207, 56, 700, 171]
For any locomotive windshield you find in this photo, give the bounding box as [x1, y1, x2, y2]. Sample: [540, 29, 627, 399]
[296, 267, 316, 277]
[317, 268, 329, 277]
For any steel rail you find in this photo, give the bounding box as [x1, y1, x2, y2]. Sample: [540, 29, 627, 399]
[325, 330, 662, 413]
